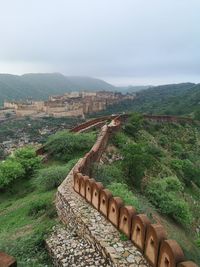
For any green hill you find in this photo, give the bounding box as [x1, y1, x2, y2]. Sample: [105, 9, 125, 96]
[0, 73, 116, 105]
[93, 82, 200, 117]
[131, 82, 199, 115]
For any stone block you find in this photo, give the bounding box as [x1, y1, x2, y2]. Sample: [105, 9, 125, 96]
[108, 197, 124, 228]
[73, 172, 82, 193]
[144, 224, 167, 267]
[0, 252, 17, 267]
[99, 189, 113, 217]
[119, 206, 136, 239]
[85, 178, 95, 203]
[131, 214, 151, 252]
[91, 182, 104, 210]
[177, 261, 198, 267]
[79, 175, 89, 198]
[158, 239, 185, 267]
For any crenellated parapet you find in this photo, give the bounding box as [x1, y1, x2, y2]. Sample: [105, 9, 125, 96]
[65, 115, 198, 267]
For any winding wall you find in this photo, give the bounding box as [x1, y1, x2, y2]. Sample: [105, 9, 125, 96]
[56, 114, 198, 267]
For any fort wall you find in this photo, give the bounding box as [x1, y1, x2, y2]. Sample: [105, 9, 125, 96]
[55, 114, 198, 267]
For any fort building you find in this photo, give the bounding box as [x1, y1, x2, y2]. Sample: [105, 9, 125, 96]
[3, 91, 134, 118]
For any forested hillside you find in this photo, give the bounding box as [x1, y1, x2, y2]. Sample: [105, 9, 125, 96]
[93, 82, 200, 117]
[0, 73, 115, 105]
[130, 82, 200, 115]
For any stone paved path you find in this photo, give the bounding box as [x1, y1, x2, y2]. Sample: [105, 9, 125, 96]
[53, 167, 151, 267]
[46, 225, 110, 267]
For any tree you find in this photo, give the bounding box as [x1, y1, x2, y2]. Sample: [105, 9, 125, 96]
[12, 146, 42, 176]
[145, 177, 192, 225]
[124, 112, 144, 137]
[122, 143, 155, 188]
[0, 160, 25, 189]
[34, 159, 78, 191]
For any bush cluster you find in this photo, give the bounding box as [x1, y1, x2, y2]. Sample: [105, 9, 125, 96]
[13, 147, 41, 175]
[171, 159, 200, 187]
[45, 130, 95, 162]
[124, 112, 144, 137]
[0, 146, 41, 189]
[34, 158, 78, 191]
[0, 160, 25, 189]
[122, 142, 156, 188]
[108, 182, 141, 211]
[92, 162, 125, 187]
[145, 176, 192, 225]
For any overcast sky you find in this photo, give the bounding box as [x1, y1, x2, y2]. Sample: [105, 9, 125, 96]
[0, 0, 199, 85]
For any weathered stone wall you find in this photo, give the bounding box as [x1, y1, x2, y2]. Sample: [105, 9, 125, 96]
[56, 114, 198, 267]
[55, 165, 150, 267]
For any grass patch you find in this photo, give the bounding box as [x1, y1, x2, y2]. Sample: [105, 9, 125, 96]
[33, 158, 78, 191]
[107, 182, 142, 212]
[119, 233, 129, 241]
[0, 178, 56, 266]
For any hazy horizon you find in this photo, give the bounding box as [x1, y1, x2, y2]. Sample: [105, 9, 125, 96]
[0, 0, 200, 86]
[0, 71, 198, 87]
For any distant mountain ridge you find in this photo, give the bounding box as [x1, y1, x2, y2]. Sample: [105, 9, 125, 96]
[0, 73, 116, 105]
[1, 73, 199, 117]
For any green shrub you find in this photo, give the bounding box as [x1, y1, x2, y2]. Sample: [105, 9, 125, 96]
[0, 160, 25, 189]
[34, 159, 78, 191]
[11, 146, 42, 176]
[27, 199, 50, 217]
[196, 235, 200, 248]
[146, 144, 165, 159]
[145, 177, 192, 225]
[0, 148, 5, 160]
[171, 159, 200, 187]
[122, 142, 156, 188]
[124, 112, 144, 137]
[112, 132, 130, 148]
[171, 143, 183, 157]
[158, 135, 169, 147]
[0, 219, 55, 266]
[194, 109, 200, 121]
[182, 161, 200, 187]
[107, 182, 141, 211]
[120, 233, 129, 241]
[27, 195, 57, 219]
[92, 163, 125, 186]
[45, 131, 95, 162]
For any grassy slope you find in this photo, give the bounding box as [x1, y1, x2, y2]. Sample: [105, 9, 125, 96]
[0, 178, 56, 266]
[0, 128, 96, 266]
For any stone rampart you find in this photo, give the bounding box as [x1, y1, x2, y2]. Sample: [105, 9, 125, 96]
[56, 114, 198, 267]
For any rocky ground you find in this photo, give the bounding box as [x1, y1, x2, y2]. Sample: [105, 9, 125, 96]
[46, 224, 150, 267]
[48, 164, 151, 267]
[46, 225, 109, 267]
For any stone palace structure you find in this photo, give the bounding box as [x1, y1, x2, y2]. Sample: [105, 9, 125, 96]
[3, 91, 134, 118]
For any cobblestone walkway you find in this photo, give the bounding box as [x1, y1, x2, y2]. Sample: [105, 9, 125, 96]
[46, 225, 109, 267]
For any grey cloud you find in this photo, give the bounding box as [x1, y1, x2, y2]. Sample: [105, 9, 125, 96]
[0, 0, 199, 85]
